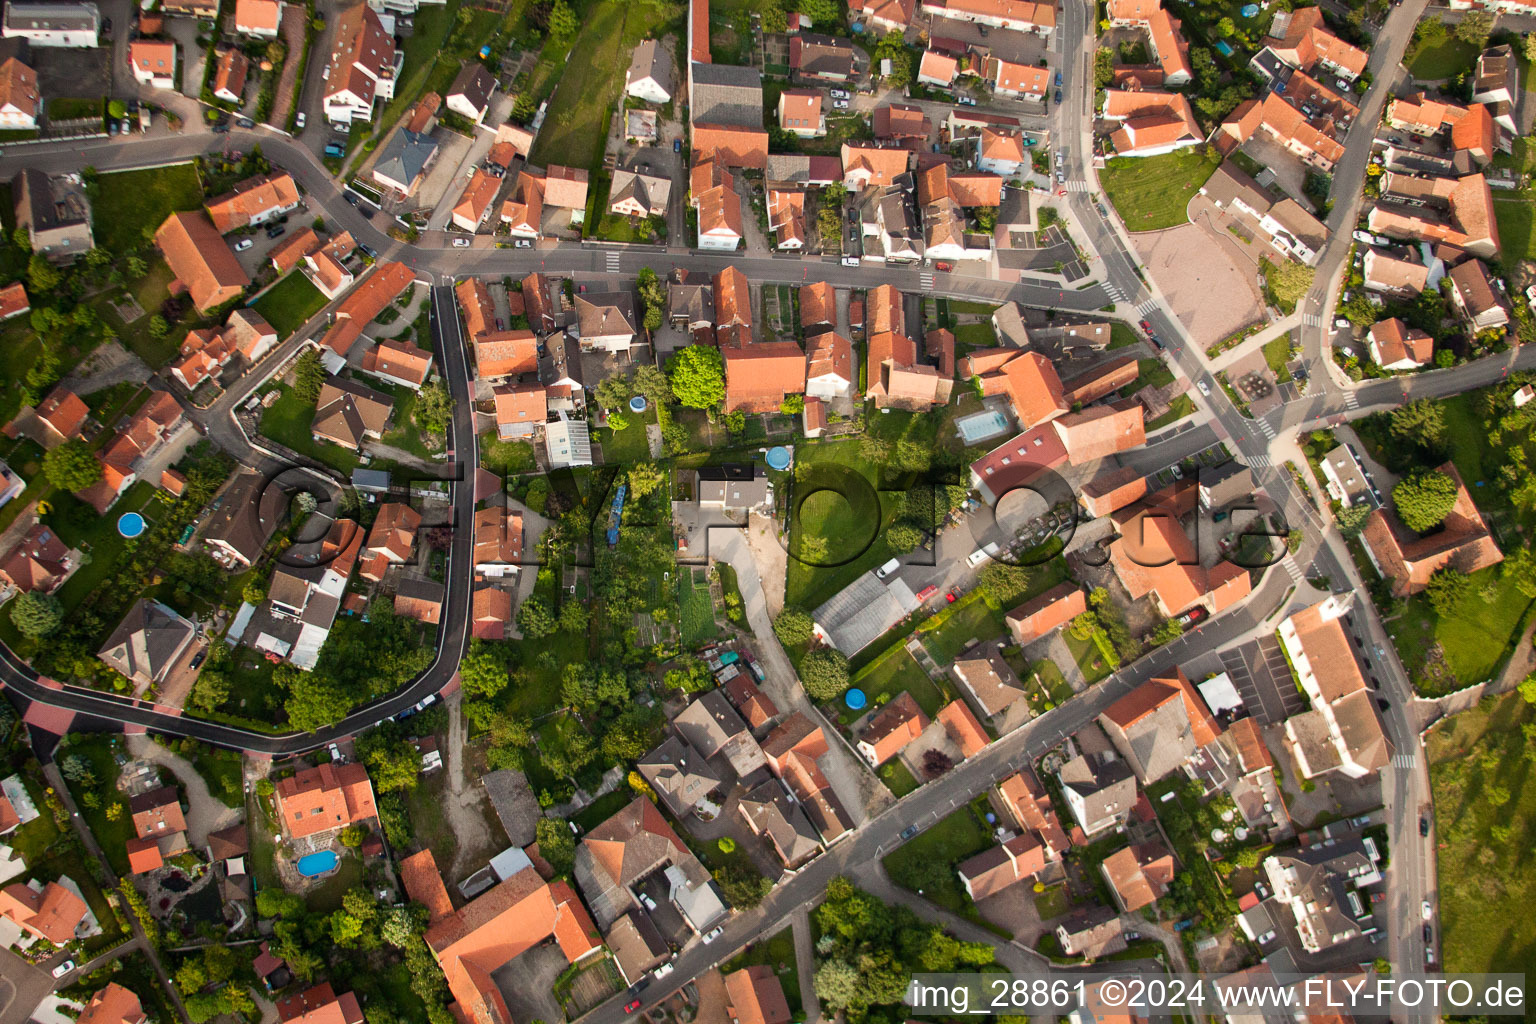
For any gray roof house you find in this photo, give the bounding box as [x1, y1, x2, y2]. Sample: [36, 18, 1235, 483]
[625, 38, 673, 104]
[696, 464, 769, 511]
[674, 689, 767, 778]
[372, 129, 440, 196]
[13, 167, 92, 262]
[737, 779, 822, 868]
[607, 910, 671, 985]
[637, 735, 722, 818]
[446, 63, 496, 124]
[574, 292, 638, 352]
[1056, 752, 1137, 837]
[1198, 462, 1255, 511]
[97, 599, 196, 686]
[204, 472, 287, 567]
[689, 62, 763, 128]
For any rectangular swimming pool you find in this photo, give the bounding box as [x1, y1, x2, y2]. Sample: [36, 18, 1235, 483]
[956, 409, 1012, 444]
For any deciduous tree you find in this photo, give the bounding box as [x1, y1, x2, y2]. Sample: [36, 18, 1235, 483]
[1392, 469, 1458, 533]
[42, 438, 101, 492]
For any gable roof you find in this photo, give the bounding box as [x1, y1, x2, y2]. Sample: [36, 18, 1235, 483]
[274, 762, 377, 838]
[362, 337, 433, 386]
[156, 211, 250, 312]
[937, 699, 988, 758]
[858, 691, 928, 763]
[1005, 581, 1086, 644]
[724, 966, 791, 1024]
[0, 56, 38, 119]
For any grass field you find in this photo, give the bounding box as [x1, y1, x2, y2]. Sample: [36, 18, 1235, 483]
[1117, 357, 1175, 399]
[252, 272, 328, 338]
[1493, 198, 1533, 264]
[953, 322, 997, 349]
[597, 408, 653, 464]
[189, 746, 244, 808]
[258, 383, 363, 474]
[1428, 691, 1536, 978]
[879, 758, 920, 796]
[1263, 335, 1295, 382]
[917, 592, 1007, 664]
[1061, 627, 1114, 684]
[883, 800, 1001, 927]
[841, 644, 946, 725]
[528, 2, 644, 171]
[481, 434, 538, 475]
[1406, 37, 1478, 81]
[60, 735, 135, 876]
[785, 440, 901, 610]
[1100, 148, 1222, 231]
[1389, 567, 1532, 695]
[92, 163, 204, 253]
[679, 573, 720, 644]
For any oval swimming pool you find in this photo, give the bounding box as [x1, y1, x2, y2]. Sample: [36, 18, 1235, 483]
[295, 850, 339, 877]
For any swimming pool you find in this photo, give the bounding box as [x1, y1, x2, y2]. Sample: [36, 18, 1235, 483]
[955, 409, 1012, 444]
[295, 850, 339, 877]
[1213, 40, 1235, 56]
[117, 512, 146, 538]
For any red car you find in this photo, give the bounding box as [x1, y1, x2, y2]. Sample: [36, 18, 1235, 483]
[915, 585, 939, 602]
[946, 588, 961, 603]
[935, 261, 954, 271]
[1139, 319, 1154, 334]
[625, 1001, 642, 1015]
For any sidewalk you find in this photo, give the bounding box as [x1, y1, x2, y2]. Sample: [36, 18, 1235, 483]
[789, 906, 822, 1024]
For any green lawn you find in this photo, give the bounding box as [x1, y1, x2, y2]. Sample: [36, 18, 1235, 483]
[1493, 198, 1533, 264]
[528, 2, 640, 172]
[840, 645, 946, 726]
[1407, 37, 1478, 81]
[1100, 148, 1222, 231]
[679, 574, 720, 644]
[1034, 882, 1077, 921]
[258, 383, 363, 474]
[481, 433, 538, 475]
[916, 592, 1007, 665]
[953, 322, 997, 349]
[879, 758, 920, 796]
[883, 801, 1002, 927]
[1262, 335, 1295, 382]
[1061, 627, 1114, 684]
[59, 735, 135, 876]
[252, 272, 328, 338]
[785, 440, 901, 610]
[189, 746, 244, 808]
[571, 789, 633, 833]
[1109, 323, 1141, 349]
[1117, 357, 1175, 399]
[0, 320, 42, 424]
[1428, 691, 1536, 979]
[92, 164, 204, 253]
[948, 300, 999, 315]
[1388, 567, 1532, 696]
[597, 410, 652, 464]
[1148, 393, 1196, 430]
[49, 483, 162, 619]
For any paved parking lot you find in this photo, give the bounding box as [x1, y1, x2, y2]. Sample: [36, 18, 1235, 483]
[1220, 638, 1306, 726]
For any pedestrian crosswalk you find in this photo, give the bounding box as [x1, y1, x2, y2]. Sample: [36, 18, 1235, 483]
[1256, 417, 1276, 439]
[1136, 299, 1161, 316]
[1282, 558, 1305, 583]
[1064, 181, 1092, 192]
[1344, 390, 1360, 410]
[604, 250, 621, 273]
[1391, 753, 1418, 769]
[1104, 282, 1128, 302]
[1303, 313, 1324, 327]
[919, 272, 935, 291]
[1249, 455, 1272, 467]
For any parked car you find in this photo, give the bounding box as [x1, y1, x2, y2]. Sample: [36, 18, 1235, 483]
[1054, 89, 1063, 103]
[701, 926, 724, 944]
[1139, 319, 1154, 334]
[1419, 816, 1430, 837]
[639, 893, 657, 911]
[101, 17, 110, 33]
[323, 142, 345, 158]
[875, 557, 900, 579]
[934, 260, 953, 271]
[1175, 605, 1208, 628]
[833, 98, 850, 109]
[234, 238, 254, 251]
[515, 238, 532, 248]
[900, 825, 919, 840]
[296, 112, 306, 130]
[673, 138, 682, 153]
[624, 1001, 642, 1015]
[841, 255, 860, 266]
[1054, 70, 1063, 87]
[52, 960, 74, 979]
[830, 88, 850, 100]
[359, 206, 374, 219]
[267, 224, 285, 238]
[452, 237, 471, 247]
[329, 743, 343, 762]
[946, 588, 960, 603]
[190, 650, 206, 668]
[1422, 900, 1433, 920]
[236, 117, 255, 128]
[213, 122, 232, 134]
[322, 65, 330, 80]
[956, 94, 975, 106]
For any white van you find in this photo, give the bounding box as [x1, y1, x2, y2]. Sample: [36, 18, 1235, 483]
[875, 558, 901, 579]
[966, 542, 1001, 567]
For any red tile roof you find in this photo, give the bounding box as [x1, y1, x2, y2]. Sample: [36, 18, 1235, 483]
[1006, 581, 1086, 644]
[274, 763, 377, 839]
[206, 173, 299, 233]
[156, 212, 250, 312]
[320, 262, 416, 356]
[937, 699, 988, 758]
[0, 880, 88, 944]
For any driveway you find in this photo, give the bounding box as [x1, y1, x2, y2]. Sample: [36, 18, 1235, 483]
[126, 733, 241, 848]
[490, 944, 567, 1024]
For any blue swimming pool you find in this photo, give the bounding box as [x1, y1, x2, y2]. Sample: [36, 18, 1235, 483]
[295, 850, 339, 877]
[956, 409, 1011, 444]
[1214, 40, 1235, 56]
[117, 512, 146, 538]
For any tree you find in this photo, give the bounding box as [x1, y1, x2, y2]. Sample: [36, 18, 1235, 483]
[595, 374, 633, 409]
[1094, 46, 1114, 87]
[668, 344, 726, 408]
[460, 641, 509, 698]
[714, 862, 772, 907]
[1425, 568, 1469, 615]
[885, 522, 923, 554]
[1453, 8, 1493, 47]
[1517, 673, 1536, 705]
[760, 0, 787, 32]
[548, 0, 577, 37]
[292, 349, 326, 402]
[607, 411, 630, 432]
[356, 729, 424, 792]
[1389, 398, 1446, 455]
[558, 600, 587, 633]
[632, 364, 673, 408]
[780, 394, 804, 416]
[27, 252, 61, 292]
[12, 226, 30, 252]
[189, 664, 230, 713]
[799, 648, 849, 700]
[872, 31, 913, 87]
[42, 439, 101, 492]
[382, 906, 424, 948]
[284, 672, 355, 732]
[536, 817, 575, 874]
[1526, 31, 1536, 64]
[921, 748, 953, 778]
[10, 591, 63, 640]
[518, 595, 557, 639]
[1216, 15, 1235, 35]
[1333, 503, 1371, 535]
[628, 462, 665, 498]
[242, 578, 268, 604]
[796, 0, 839, 24]
[774, 607, 813, 647]
[718, 836, 736, 853]
[1392, 469, 1459, 533]
[416, 379, 452, 435]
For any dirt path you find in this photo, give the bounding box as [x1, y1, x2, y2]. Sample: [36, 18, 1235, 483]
[125, 735, 241, 849]
[744, 511, 787, 618]
[790, 906, 823, 1024]
[442, 690, 502, 879]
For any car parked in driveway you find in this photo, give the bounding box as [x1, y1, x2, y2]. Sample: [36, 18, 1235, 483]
[452, 237, 470, 247]
[52, 960, 74, 979]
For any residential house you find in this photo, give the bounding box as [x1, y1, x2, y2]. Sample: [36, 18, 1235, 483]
[275, 985, 364, 1024]
[1472, 44, 1519, 133]
[638, 735, 722, 818]
[1057, 752, 1137, 837]
[805, 330, 854, 400]
[626, 38, 673, 104]
[206, 173, 300, 233]
[1277, 596, 1392, 779]
[777, 88, 824, 138]
[0, 56, 38, 128]
[171, 324, 239, 390]
[855, 178, 923, 263]
[575, 292, 638, 352]
[737, 780, 822, 868]
[1367, 317, 1433, 370]
[696, 464, 771, 512]
[1264, 840, 1381, 952]
[938, 699, 988, 759]
[873, 103, 932, 145]
[394, 577, 444, 625]
[304, 239, 355, 300]
[2, 2, 99, 46]
[361, 337, 433, 389]
[691, 156, 744, 251]
[789, 32, 853, 81]
[203, 471, 286, 567]
[1106, 0, 1191, 84]
[19, 385, 88, 447]
[0, 281, 27, 321]
[992, 768, 1070, 858]
[211, 47, 249, 103]
[1213, 83, 1351, 172]
[97, 599, 196, 686]
[1098, 668, 1220, 783]
[1260, 5, 1367, 79]
[968, 423, 1070, 506]
[0, 524, 75, 596]
[544, 334, 587, 414]
[674, 688, 767, 777]
[128, 40, 177, 88]
[609, 166, 672, 219]
[855, 691, 928, 766]
[607, 911, 671, 986]
[976, 126, 1028, 176]
[1367, 172, 1499, 259]
[402, 848, 601, 1024]
[312, 377, 392, 451]
[1361, 249, 1428, 298]
[275, 763, 377, 839]
[1080, 466, 1149, 517]
[475, 330, 538, 379]
[848, 0, 914, 33]
[959, 833, 1047, 901]
[360, 502, 420, 581]
[372, 129, 439, 196]
[917, 48, 959, 88]
[1108, 490, 1251, 617]
[268, 227, 318, 273]
[471, 583, 515, 640]
[917, 162, 999, 261]
[723, 341, 806, 413]
[767, 187, 806, 249]
[1197, 462, 1254, 511]
[319, 261, 416, 357]
[762, 712, 854, 843]
[1360, 462, 1501, 594]
[155, 211, 250, 313]
[76, 984, 147, 1024]
[446, 63, 495, 124]
[258, 517, 361, 670]
[452, 169, 501, 232]
[1101, 842, 1175, 911]
[841, 142, 910, 189]
[1447, 258, 1511, 332]
[1319, 444, 1372, 507]
[952, 650, 1029, 726]
[918, 0, 1056, 35]
[724, 967, 792, 1024]
[0, 878, 89, 944]
[234, 0, 281, 37]
[321, 4, 399, 124]
[1055, 907, 1128, 959]
[764, 153, 842, 186]
[692, 122, 770, 170]
[13, 167, 92, 261]
[866, 330, 945, 410]
[473, 507, 523, 576]
[573, 797, 725, 932]
[73, 390, 186, 513]
[1103, 89, 1202, 156]
[987, 57, 1048, 101]
[1005, 581, 1086, 645]
[493, 383, 548, 439]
